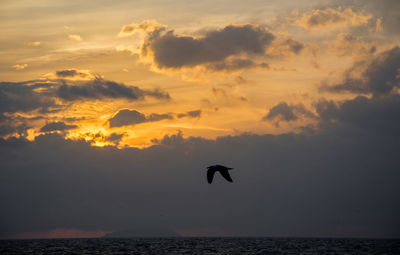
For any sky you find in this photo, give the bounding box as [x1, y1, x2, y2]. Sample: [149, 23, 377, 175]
[0, 0, 399, 239]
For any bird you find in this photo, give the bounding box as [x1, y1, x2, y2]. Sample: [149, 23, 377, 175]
[207, 165, 234, 183]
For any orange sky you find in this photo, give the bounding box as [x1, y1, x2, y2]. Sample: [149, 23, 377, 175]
[1, 0, 398, 148]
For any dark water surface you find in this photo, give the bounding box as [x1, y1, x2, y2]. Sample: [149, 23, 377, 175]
[1, 237, 399, 254]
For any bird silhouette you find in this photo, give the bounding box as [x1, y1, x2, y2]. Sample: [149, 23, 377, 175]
[207, 165, 233, 183]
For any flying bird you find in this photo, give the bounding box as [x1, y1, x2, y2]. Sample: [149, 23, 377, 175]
[207, 165, 233, 183]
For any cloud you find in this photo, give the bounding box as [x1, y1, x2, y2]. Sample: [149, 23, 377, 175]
[0, 77, 170, 117]
[147, 113, 174, 122]
[263, 102, 315, 126]
[285, 38, 304, 53]
[375, 18, 383, 32]
[205, 58, 269, 72]
[28, 41, 41, 47]
[0, 74, 178, 140]
[322, 46, 400, 96]
[0, 114, 32, 137]
[311, 43, 400, 136]
[118, 19, 166, 37]
[109, 109, 201, 127]
[0, 81, 58, 115]
[40, 122, 78, 132]
[68, 34, 82, 41]
[115, 45, 140, 55]
[294, 7, 372, 30]
[12, 64, 28, 70]
[106, 133, 124, 145]
[43, 69, 94, 81]
[108, 109, 173, 128]
[108, 110, 146, 127]
[332, 33, 376, 59]
[235, 76, 249, 85]
[57, 70, 86, 77]
[56, 78, 170, 101]
[177, 110, 202, 118]
[54, 69, 94, 80]
[122, 21, 302, 72]
[145, 23, 274, 69]
[362, 0, 400, 34]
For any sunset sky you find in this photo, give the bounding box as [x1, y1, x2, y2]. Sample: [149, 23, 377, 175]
[1, 0, 399, 239]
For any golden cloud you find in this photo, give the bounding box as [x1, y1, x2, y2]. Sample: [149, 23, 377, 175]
[294, 7, 372, 30]
[12, 64, 28, 70]
[118, 19, 166, 37]
[29, 41, 41, 46]
[375, 18, 383, 33]
[68, 34, 83, 41]
[332, 33, 376, 60]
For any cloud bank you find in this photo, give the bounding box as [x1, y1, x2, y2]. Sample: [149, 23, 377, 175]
[1, 114, 399, 238]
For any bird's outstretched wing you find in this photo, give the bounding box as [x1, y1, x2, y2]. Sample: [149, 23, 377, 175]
[207, 169, 216, 183]
[219, 169, 233, 182]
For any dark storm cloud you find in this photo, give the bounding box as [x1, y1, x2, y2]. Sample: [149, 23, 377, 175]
[142, 23, 275, 69]
[56, 78, 170, 101]
[40, 121, 77, 132]
[263, 102, 315, 126]
[322, 46, 400, 96]
[0, 116, 399, 238]
[108, 109, 173, 128]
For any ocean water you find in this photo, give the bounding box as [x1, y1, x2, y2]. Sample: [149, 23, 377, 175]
[1, 237, 399, 254]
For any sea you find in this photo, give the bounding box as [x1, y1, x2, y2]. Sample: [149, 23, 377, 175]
[1, 237, 399, 254]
